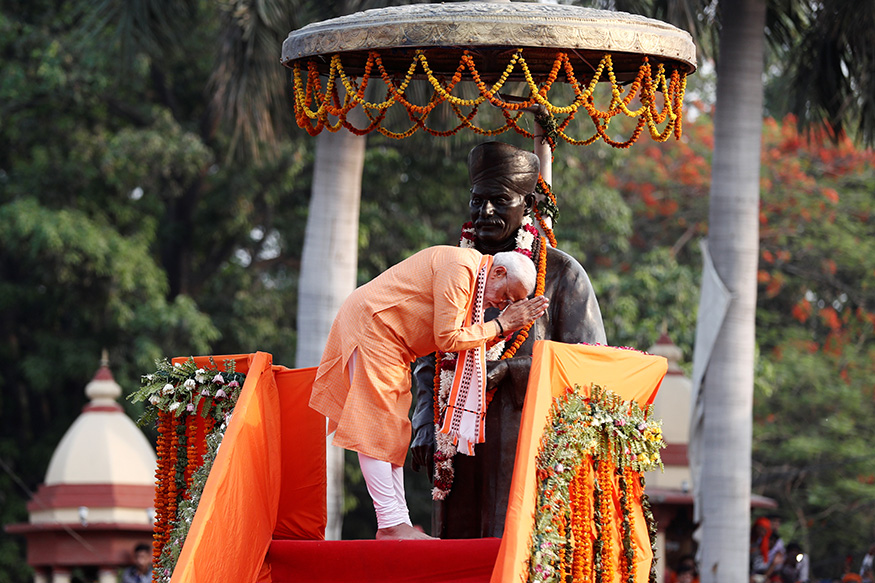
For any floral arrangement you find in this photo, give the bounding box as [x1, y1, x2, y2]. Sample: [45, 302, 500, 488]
[129, 357, 246, 583]
[526, 384, 664, 583]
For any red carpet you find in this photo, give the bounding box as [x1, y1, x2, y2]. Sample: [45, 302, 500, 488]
[267, 538, 501, 583]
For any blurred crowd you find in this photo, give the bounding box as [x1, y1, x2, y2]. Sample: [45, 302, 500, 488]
[663, 516, 874, 583]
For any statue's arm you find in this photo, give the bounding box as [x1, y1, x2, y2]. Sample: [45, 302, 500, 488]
[548, 249, 607, 345]
[410, 353, 437, 473]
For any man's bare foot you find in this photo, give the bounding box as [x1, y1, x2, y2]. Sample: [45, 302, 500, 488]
[375, 523, 437, 540]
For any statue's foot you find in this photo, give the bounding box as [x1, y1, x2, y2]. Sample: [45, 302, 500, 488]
[375, 523, 437, 540]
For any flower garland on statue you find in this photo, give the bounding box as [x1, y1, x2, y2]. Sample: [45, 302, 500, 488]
[431, 214, 547, 500]
[525, 384, 664, 583]
[129, 358, 245, 583]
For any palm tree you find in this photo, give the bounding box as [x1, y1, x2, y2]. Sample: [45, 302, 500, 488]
[694, 0, 765, 578]
[295, 126, 366, 540]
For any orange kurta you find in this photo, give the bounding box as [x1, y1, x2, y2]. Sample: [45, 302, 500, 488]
[309, 246, 501, 466]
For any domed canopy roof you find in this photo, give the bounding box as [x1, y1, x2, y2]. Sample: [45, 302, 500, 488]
[44, 355, 155, 486]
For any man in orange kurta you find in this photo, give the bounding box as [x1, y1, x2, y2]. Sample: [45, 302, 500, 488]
[309, 245, 548, 539]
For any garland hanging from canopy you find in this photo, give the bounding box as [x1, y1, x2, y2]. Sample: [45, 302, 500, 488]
[281, 2, 697, 148]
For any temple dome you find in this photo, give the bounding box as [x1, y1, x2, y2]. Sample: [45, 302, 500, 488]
[43, 355, 156, 487]
[8, 353, 157, 577]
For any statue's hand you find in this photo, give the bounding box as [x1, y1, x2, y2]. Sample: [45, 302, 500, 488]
[410, 423, 435, 474]
[410, 442, 434, 474]
[486, 359, 509, 390]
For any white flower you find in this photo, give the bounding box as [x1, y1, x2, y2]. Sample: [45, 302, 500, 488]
[162, 383, 175, 395]
[183, 378, 196, 390]
[194, 369, 208, 383]
[146, 374, 154, 382]
[486, 342, 506, 360]
[149, 395, 160, 405]
[517, 229, 535, 250]
[174, 362, 182, 368]
[169, 402, 181, 411]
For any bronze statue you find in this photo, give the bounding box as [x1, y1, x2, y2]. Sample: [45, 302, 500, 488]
[411, 141, 607, 538]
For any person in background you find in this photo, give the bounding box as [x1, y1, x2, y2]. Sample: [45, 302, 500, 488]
[779, 542, 810, 583]
[121, 543, 152, 583]
[751, 516, 786, 583]
[860, 543, 875, 583]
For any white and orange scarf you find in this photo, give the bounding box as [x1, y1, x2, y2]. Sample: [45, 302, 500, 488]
[437, 254, 492, 456]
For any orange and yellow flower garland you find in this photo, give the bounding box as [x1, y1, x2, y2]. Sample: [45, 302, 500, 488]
[570, 461, 595, 583]
[291, 49, 687, 148]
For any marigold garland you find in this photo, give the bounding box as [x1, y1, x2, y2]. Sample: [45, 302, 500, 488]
[524, 384, 665, 583]
[641, 478, 660, 583]
[621, 468, 638, 583]
[131, 358, 246, 583]
[291, 49, 687, 147]
[152, 411, 172, 582]
[184, 415, 197, 492]
[534, 179, 559, 248]
[598, 457, 614, 583]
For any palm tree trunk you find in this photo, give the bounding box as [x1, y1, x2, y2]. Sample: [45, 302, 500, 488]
[295, 129, 366, 540]
[699, 0, 765, 579]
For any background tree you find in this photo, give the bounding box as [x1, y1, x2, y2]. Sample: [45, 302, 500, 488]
[603, 0, 875, 575]
[0, 2, 310, 579]
[603, 103, 875, 577]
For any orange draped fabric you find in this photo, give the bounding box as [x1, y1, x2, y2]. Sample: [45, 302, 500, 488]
[491, 341, 667, 583]
[167, 353, 325, 583]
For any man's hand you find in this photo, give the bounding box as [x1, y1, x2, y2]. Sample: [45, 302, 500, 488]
[497, 295, 549, 333]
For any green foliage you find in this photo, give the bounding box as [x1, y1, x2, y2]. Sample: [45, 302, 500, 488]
[593, 248, 700, 357]
[357, 135, 481, 278]
[751, 119, 875, 574]
[0, 3, 309, 579]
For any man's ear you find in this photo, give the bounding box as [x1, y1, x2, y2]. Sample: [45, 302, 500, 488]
[492, 265, 508, 279]
[524, 193, 536, 213]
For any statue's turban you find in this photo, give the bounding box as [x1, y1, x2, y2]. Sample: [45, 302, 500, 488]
[467, 142, 540, 196]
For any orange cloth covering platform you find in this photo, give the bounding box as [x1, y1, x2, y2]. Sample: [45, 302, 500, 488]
[168, 343, 664, 583]
[267, 538, 501, 582]
[168, 353, 326, 583]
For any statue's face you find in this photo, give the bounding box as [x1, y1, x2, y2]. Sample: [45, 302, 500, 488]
[469, 185, 530, 248]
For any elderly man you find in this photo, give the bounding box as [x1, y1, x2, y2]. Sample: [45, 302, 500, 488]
[411, 141, 607, 538]
[310, 245, 549, 540]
